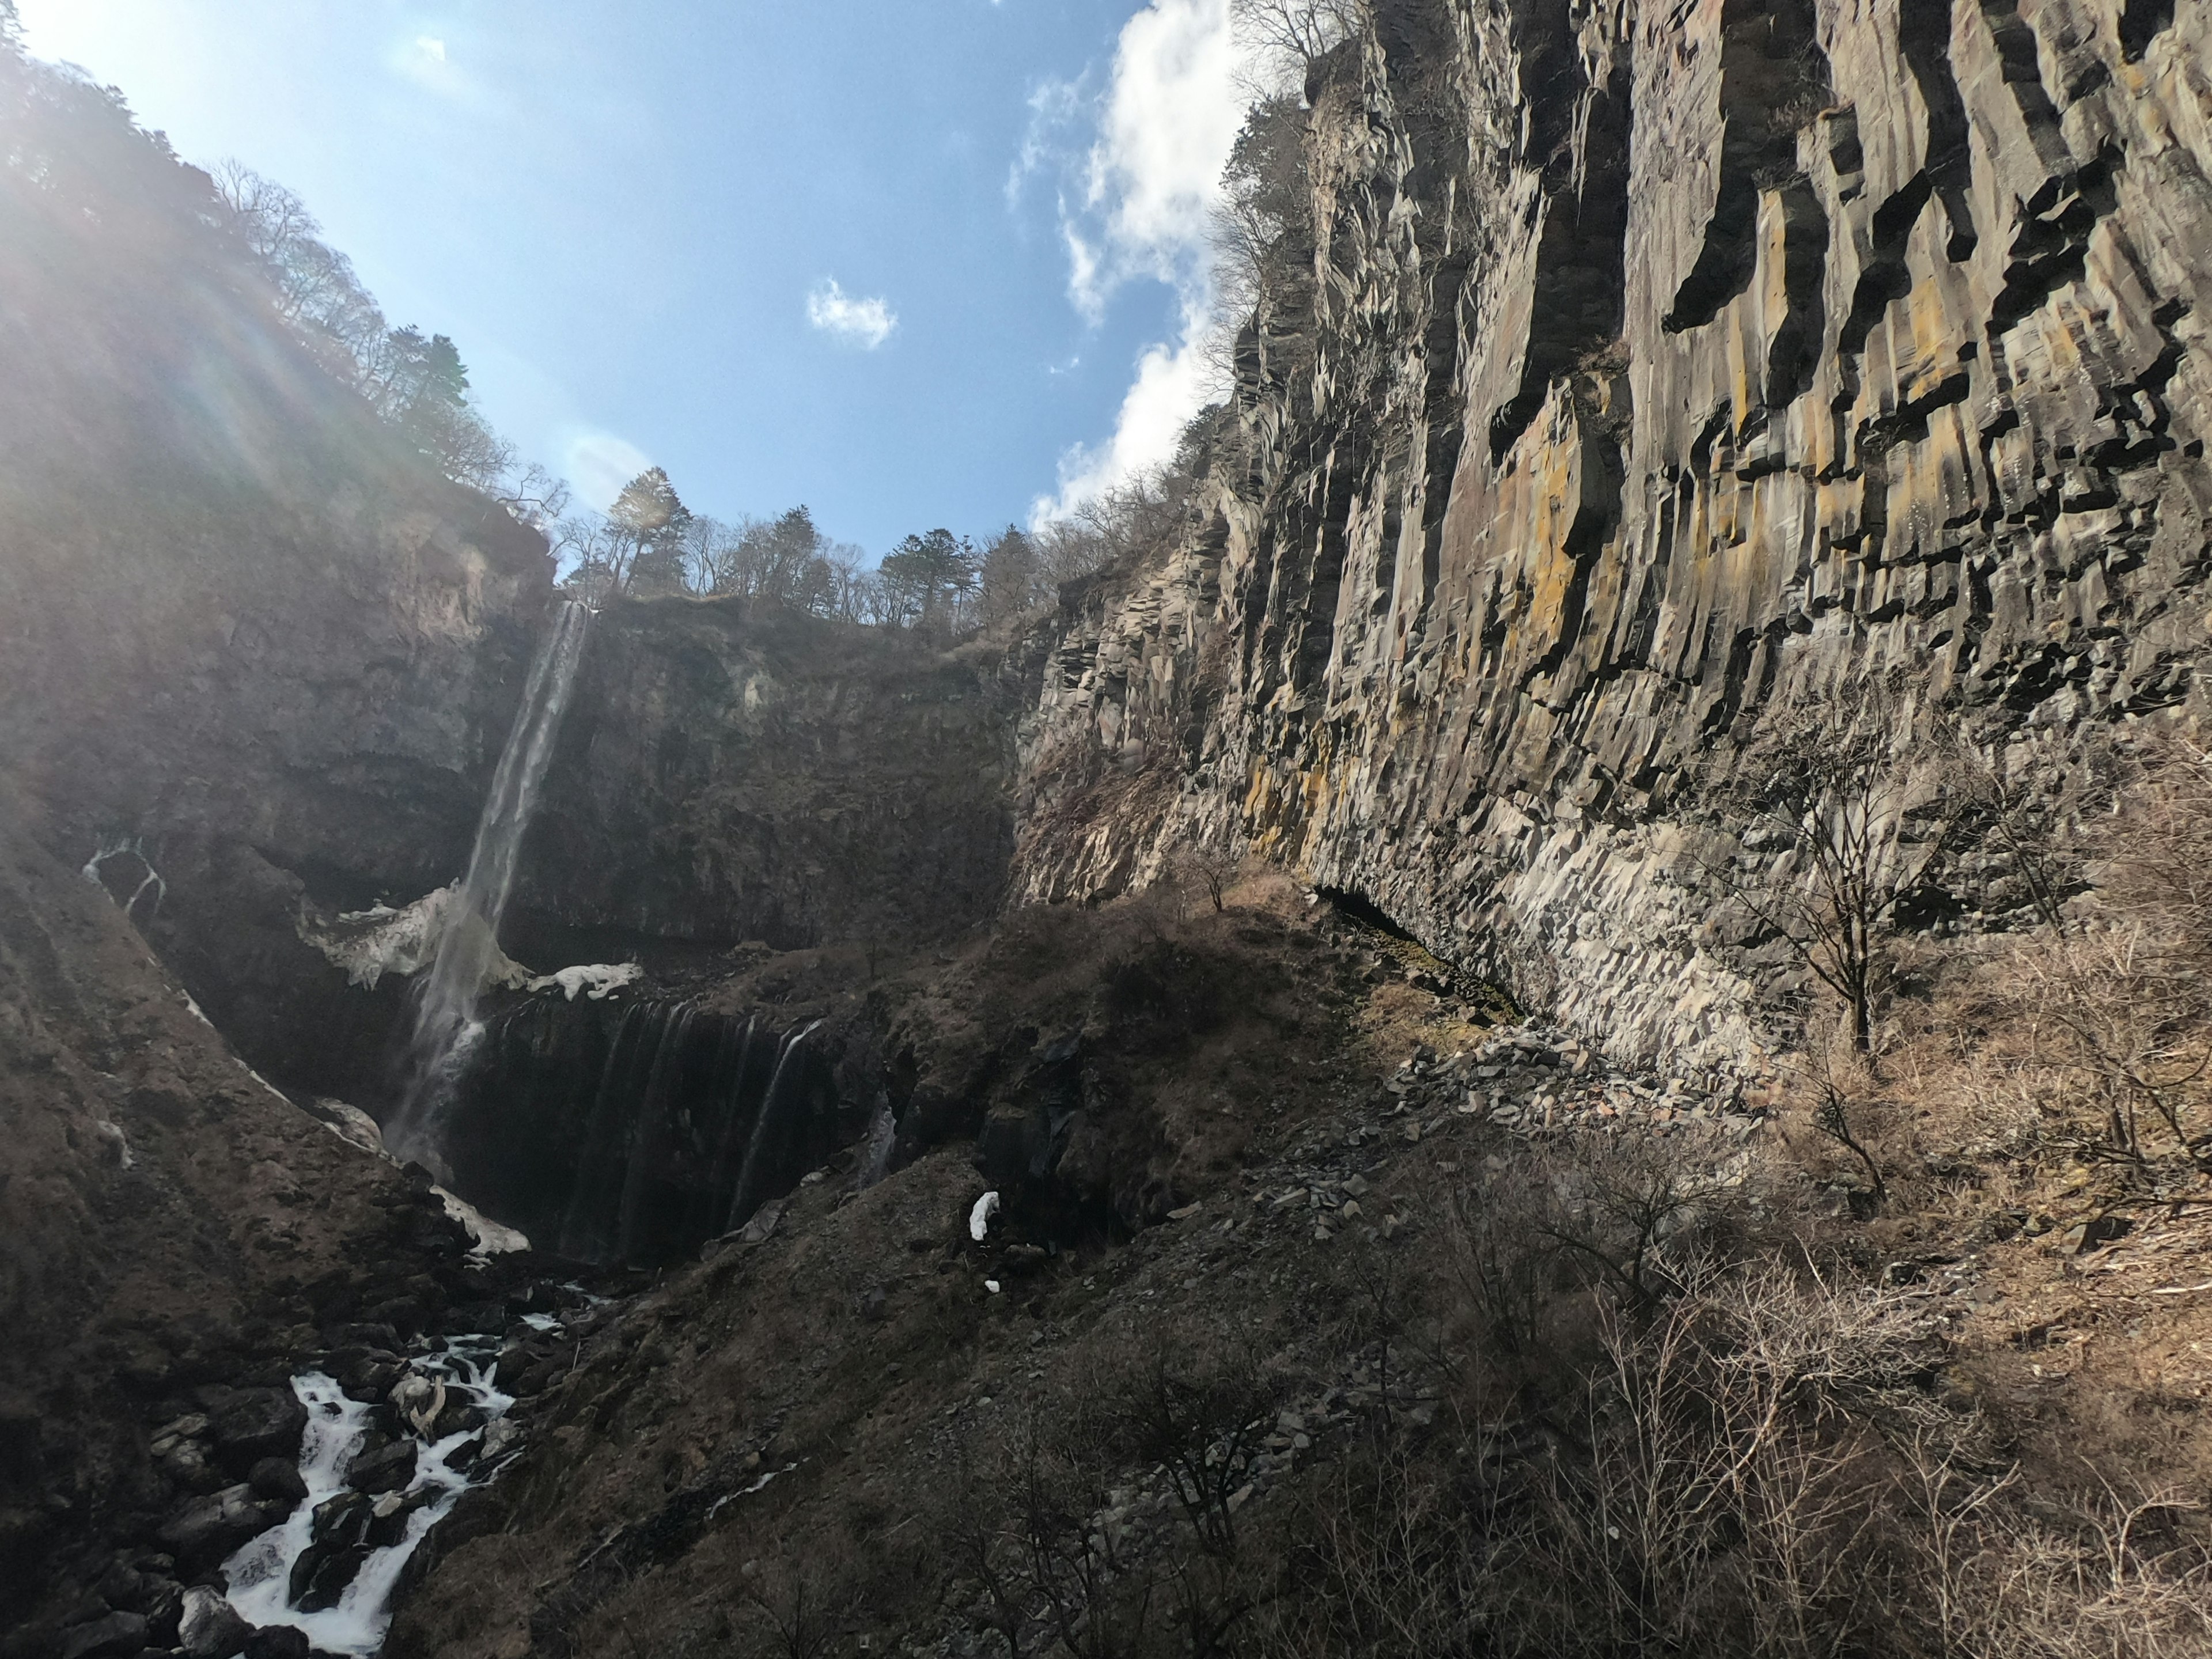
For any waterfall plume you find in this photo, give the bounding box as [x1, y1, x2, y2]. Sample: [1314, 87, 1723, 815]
[387, 600, 592, 1169]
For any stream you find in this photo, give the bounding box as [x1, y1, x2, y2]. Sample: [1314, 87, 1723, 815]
[217, 1329, 527, 1656]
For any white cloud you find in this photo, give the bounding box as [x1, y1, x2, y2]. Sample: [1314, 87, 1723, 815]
[1074, 0, 1246, 312]
[562, 430, 653, 510]
[805, 279, 897, 350]
[391, 29, 470, 100]
[1007, 75, 1087, 206]
[1029, 0, 1253, 518]
[1032, 296, 1228, 524]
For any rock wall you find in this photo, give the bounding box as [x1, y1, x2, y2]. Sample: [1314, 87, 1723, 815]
[1014, 0, 2212, 1078]
[0, 58, 556, 1100]
[508, 600, 1036, 963]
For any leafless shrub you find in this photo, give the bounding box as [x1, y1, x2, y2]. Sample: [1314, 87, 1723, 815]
[1783, 1012, 1890, 1203]
[1703, 675, 1968, 1051]
[1170, 839, 1242, 914]
[1978, 734, 2212, 1171]
[1104, 1329, 1279, 1557]
[738, 1552, 840, 1659]
[1532, 1132, 1745, 1309]
[1909, 1450, 2212, 1658]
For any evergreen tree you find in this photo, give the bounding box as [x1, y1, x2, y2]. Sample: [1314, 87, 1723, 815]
[879, 528, 977, 629]
[980, 523, 1039, 628]
[610, 467, 694, 594]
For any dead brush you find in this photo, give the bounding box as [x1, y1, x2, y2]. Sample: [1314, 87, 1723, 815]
[1908, 1450, 2212, 1658]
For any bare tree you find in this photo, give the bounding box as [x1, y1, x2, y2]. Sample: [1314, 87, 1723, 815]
[1703, 676, 1965, 1052]
[1232, 0, 1367, 88]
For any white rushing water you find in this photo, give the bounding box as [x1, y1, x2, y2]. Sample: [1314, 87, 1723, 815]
[387, 600, 592, 1168]
[221, 1336, 518, 1656]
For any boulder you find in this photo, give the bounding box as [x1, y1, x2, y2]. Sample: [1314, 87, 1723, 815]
[241, 1627, 311, 1659]
[247, 1457, 306, 1506]
[156, 1486, 278, 1570]
[287, 1491, 372, 1613]
[203, 1389, 307, 1471]
[56, 1613, 146, 1659]
[176, 1587, 249, 1659]
[343, 1437, 416, 1494]
[365, 1486, 439, 1549]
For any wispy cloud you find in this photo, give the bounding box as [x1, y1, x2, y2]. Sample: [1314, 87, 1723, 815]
[390, 29, 471, 100]
[805, 279, 897, 350]
[1006, 75, 1088, 207]
[1030, 0, 1251, 521]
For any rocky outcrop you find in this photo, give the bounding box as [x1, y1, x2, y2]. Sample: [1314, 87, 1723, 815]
[1013, 0, 2212, 1077]
[508, 599, 1035, 964]
[0, 799, 475, 1631]
[0, 55, 556, 1103]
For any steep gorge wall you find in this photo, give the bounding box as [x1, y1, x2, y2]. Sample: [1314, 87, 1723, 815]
[1015, 0, 2212, 1079]
[508, 601, 1035, 966]
[0, 49, 561, 1100]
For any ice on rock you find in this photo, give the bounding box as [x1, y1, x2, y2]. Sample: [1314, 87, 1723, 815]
[526, 962, 643, 1001]
[969, 1191, 1001, 1243]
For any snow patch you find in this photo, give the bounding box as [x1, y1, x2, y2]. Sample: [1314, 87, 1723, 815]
[527, 962, 642, 1001]
[300, 885, 533, 993]
[435, 1185, 529, 1256]
[969, 1191, 1001, 1243]
[302, 1097, 387, 1158]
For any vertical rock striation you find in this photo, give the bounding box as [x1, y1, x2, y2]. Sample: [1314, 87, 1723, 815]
[1014, 0, 2212, 1077]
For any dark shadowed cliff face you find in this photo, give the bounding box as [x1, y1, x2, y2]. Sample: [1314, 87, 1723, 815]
[507, 599, 1035, 964]
[1012, 0, 2212, 1078]
[0, 50, 558, 1101]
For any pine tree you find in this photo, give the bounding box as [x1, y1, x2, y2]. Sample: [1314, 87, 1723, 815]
[879, 528, 977, 629]
[610, 467, 694, 595]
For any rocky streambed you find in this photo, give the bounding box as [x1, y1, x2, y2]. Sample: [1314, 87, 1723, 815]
[33, 1266, 608, 1659]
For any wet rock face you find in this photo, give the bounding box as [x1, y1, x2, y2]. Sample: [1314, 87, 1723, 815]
[442, 997, 848, 1266]
[510, 597, 1033, 962]
[1013, 0, 2212, 1076]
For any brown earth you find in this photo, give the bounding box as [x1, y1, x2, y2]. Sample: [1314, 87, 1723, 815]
[0, 798, 489, 1633]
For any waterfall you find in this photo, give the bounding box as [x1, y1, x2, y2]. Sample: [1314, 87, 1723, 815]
[387, 600, 591, 1169]
[726, 1018, 824, 1232]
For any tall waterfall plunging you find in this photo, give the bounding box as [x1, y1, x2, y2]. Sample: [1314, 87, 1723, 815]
[387, 600, 592, 1168]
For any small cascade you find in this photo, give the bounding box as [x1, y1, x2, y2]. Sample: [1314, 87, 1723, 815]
[437, 997, 840, 1266]
[218, 1326, 526, 1656]
[726, 1018, 825, 1233]
[387, 600, 592, 1169]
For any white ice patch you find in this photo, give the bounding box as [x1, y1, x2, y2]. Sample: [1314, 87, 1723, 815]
[82, 839, 166, 921]
[304, 1098, 388, 1158]
[434, 1185, 530, 1256]
[526, 962, 643, 1001]
[301, 885, 533, 993]
[969, 1191, 1001, 1243]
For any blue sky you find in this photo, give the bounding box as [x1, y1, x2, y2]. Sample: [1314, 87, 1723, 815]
[15, 1, 1256, 552]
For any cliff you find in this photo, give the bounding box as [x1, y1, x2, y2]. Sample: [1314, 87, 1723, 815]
[508, 601, 1033, 965]
[1012, 0, 2212, 1080]
[0, 49, 557, 1102]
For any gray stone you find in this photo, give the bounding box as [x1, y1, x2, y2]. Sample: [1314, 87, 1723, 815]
[58, 1613, 146, 1659]
[176, 1588, 249, 1659]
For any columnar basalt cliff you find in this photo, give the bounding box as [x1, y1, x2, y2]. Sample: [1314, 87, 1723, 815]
[1013, 0, 2212, 1078]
